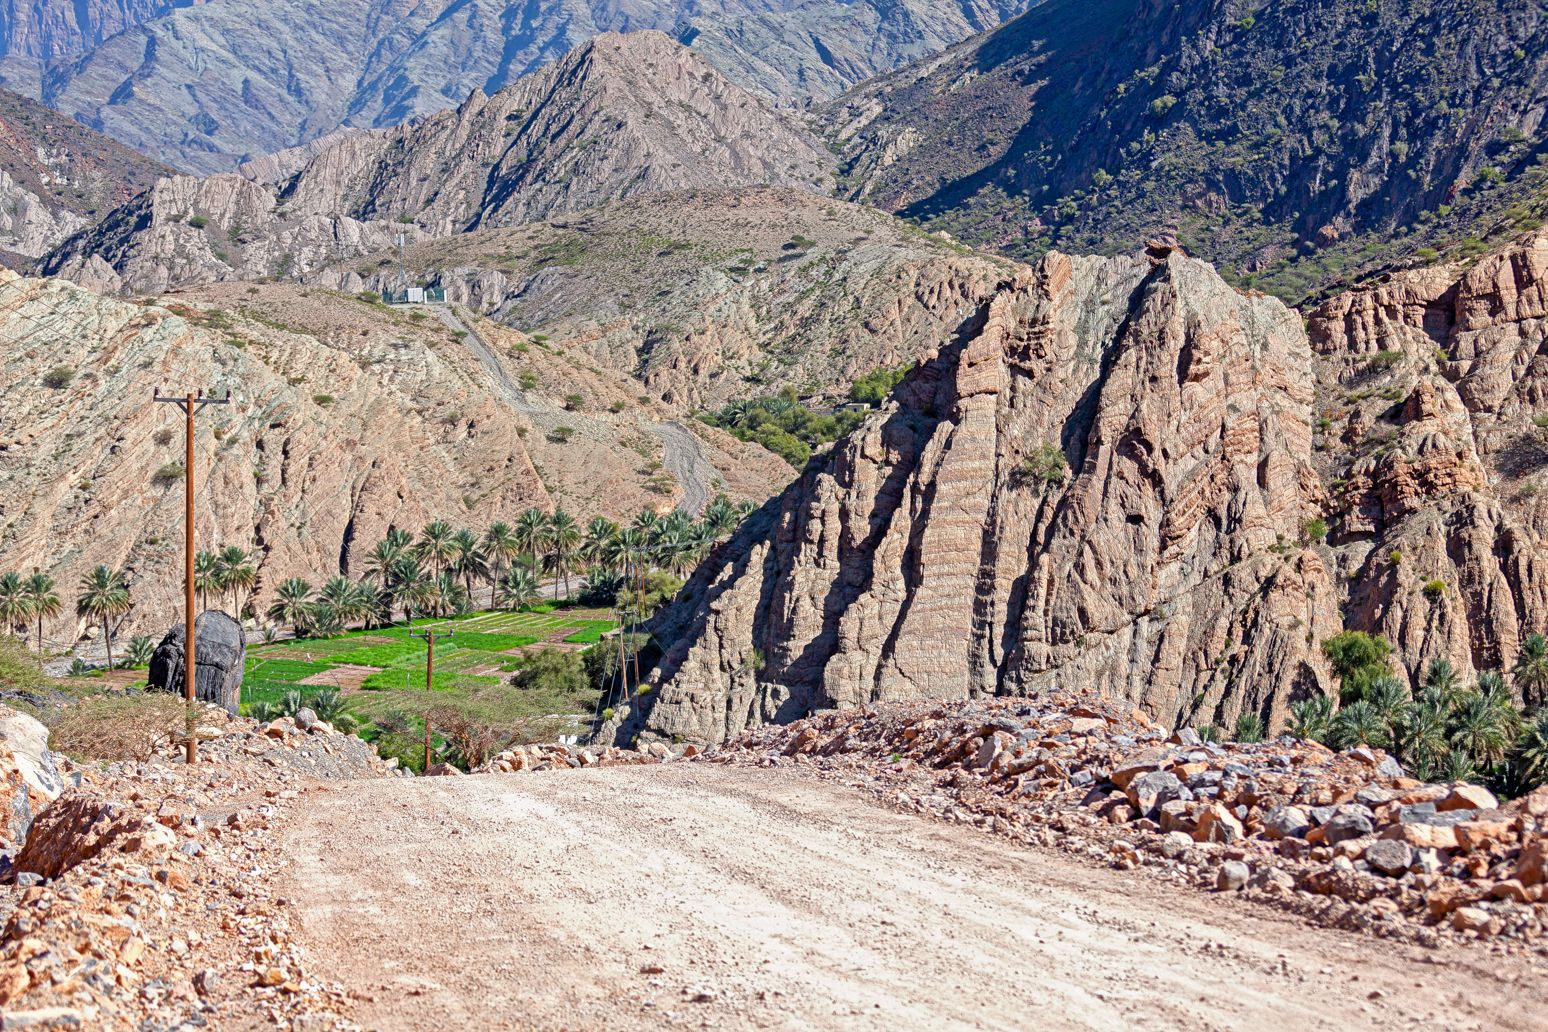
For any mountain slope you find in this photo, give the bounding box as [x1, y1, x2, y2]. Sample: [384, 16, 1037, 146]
[824, 0, 1548, 303]
[0, 0, 178, 62]
[0, 85, 171, 260]
[676, 0, 1033, 102]
[41, 33, 835, 294]
[312, 189, 1019, 410]
[0, 270, 785, 638]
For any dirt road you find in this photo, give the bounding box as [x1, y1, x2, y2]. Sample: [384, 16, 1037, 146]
[280, 767, 1542, 1031]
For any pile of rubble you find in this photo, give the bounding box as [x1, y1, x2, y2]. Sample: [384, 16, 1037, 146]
[0, 704, 399, 1030]
[702, 694, 1548, 948]
[477, 739, 697, 773]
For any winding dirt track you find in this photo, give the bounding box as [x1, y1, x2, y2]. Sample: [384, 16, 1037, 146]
[280, 766, 1543, 1032]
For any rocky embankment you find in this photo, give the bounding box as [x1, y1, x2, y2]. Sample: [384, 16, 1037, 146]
[0, 704, 400, 1029]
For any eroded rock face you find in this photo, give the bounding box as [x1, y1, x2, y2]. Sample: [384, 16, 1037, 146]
[0, 705, 65, 845]
[635, 251, 1343, 743]
[1307, 232, 1548, 687]
[148, 612, 246, 715]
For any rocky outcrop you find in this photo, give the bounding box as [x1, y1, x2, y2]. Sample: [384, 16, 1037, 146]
[0, 704, 65, 846]
[0, 0, 178, 62]
[632, 250, 1343, 743]
[41, 33, 834, 294]
[148, 612, 247, 714]
[1307, 232, 1548, 687]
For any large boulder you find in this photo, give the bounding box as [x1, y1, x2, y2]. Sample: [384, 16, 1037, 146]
[148, 612, 246, 715]
[0, 705, 66, 847]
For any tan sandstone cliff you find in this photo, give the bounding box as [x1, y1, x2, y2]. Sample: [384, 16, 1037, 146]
[630, 249, 1345, 743]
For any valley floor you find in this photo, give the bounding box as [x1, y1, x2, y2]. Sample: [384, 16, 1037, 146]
[275, 766, 1540, 1031]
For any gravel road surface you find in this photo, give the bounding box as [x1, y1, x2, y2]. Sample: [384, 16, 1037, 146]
[280, 766, 1543, 1031]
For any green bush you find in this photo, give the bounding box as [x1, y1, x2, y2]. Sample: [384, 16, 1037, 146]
[1423, 579, 1446, 599]
[1321, 630, 1393, 704]
[42, 366, 74, 389]
[1301, 517, 1328, 543]
[1019, 443, 1069, 485]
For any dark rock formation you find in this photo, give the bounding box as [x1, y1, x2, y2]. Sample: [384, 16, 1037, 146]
[148, 612, 246, 715]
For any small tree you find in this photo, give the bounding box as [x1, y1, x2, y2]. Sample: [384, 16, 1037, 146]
[1019, 443, 1069, 486]
[1320, 630, 1393, 704]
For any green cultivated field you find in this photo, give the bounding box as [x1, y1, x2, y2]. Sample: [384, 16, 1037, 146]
[240, 605, 616, 716]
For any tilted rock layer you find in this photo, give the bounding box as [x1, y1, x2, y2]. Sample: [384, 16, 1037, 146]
[636, 250, 1344, 743]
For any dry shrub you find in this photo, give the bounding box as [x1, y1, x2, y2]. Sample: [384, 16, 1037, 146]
[49, 694, 191, 762]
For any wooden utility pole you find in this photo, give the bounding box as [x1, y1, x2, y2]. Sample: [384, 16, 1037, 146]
[153, 388, 229, 764]
[408, 627, 454, 771]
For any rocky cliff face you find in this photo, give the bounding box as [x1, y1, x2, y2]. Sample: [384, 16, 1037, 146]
[0, 271, 783, 641]
[1307, 231, 1548, 687]
[0, 0, 179, 62]
[823, 0, 1548, 304]
[0, 86, 170, 260]
[632, 249, 1344, 743]
[41, 34, 834, 294]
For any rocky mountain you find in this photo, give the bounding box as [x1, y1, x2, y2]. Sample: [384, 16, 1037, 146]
[0, 85, 171, 260]
[313, 189, 1019, 410]
[626, 229, 1548, 744]
[0, 0, 181, 65]
[1305, 231, 1548, 684]
[40, 33, 835, 294]
[2, 0, 1032, 174]
[676, 0, 1032, 102]
[0, 270, 786, 638]
[629, 247, 1343, 743]
[823, 0, 1548, 303]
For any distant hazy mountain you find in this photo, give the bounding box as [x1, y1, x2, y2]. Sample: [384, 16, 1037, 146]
[0, 0, 1034, 173]
[677, 0, 1033, 102]
[824, 0, 1548, 302]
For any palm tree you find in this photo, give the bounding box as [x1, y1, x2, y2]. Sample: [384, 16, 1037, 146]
[0, 573, 32, 640]
[23, 573, 61, 654]
[194, 550, 222, 611]
[417, 521, 457, 579]
[579, 516, 620, 572]
[1328, 701, 1388, 750]
[1288, 695, 1333, 741]
[1514, 633, 1548, 710]
[513, 507, 549, 579]
[1423, 657, 1465, 709]
[701, 495, 740, 539]
[483, 521, 521, 608]
[126, 634, 156, 667]
[267, 578, 315, 636]
[313, 576, 368, 633]
[547, 510, 581, 601]
[449, 528, 488, 600]
[1367, 675, 1410, 735]
[1393, 702, 1449, 778]
[497, 567, 541, 611]
[1449, 692, 1517, 767]
[76, 566, 131, 669]
[218, 545, 258, 619]
[1511, 711, 1548, 791]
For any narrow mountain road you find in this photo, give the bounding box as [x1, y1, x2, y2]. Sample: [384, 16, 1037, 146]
[278, 767, 1540, 1032]
[430, 304, 540, 415]
[651, 419, 720, 515]
[434, 303, 716, 515]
